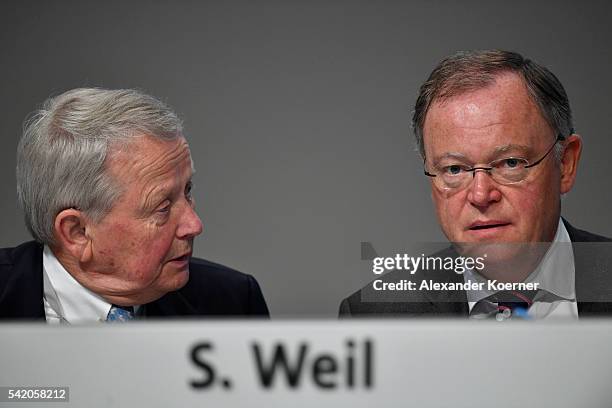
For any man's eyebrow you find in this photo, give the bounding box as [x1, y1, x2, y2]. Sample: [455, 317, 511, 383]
[142, 185, 171, 210]
[143, 175, 195, 207]
[492, 143, 531, 155]
[432, 152, 469, 166]
[431, 144, 533, 165]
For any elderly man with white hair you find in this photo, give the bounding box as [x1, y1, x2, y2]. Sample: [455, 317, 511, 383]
[0, 88, 269, 322]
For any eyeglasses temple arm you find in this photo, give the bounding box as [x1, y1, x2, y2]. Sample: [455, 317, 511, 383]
[524, 134, 566, 169]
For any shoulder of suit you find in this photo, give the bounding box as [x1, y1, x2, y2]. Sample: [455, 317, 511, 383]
[0, 241, 42, 266]
[563, 219, 612, 242]
[0, 241, 43, 289]
[569, 227, 611, 243]
[339, 245, 460, 316]
[176, 257, 266, 315]
[0, 241, 45, 318]
[186, 256, 258, 290]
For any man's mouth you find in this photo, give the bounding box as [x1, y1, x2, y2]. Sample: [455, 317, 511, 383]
[169, 252, 192, 262]
[468, 221, 511, 231]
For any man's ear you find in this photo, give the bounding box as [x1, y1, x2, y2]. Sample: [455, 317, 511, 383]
[53, 209, 94, 263]
[560, 134, 582, 194]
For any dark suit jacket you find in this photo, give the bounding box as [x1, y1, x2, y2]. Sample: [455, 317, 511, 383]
[339, 220, 612, 318]
[0, 241, 269, 320]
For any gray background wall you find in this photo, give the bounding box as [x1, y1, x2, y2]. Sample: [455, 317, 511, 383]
[1, 0, 610, 317]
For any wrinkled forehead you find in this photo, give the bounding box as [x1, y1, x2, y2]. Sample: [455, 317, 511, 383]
[423, 74, 553, 159]
[106, 134, 194, 186]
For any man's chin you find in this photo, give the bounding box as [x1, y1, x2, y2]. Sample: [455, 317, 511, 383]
[169, 268, 190, 291]
[154, 265, 191, 297]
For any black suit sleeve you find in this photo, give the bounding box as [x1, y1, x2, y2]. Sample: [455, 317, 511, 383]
[246, 274, 270, 316]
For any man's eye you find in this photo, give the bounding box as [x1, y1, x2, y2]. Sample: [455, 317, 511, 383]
[500, 158, 525, 169]
[185, 183, 193, 201]
[157, 203, 171, 214]
[443, 165, 466, 175]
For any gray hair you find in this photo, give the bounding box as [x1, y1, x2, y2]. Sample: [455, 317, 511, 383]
[412, 50, 574, 159]
[17, 88, 183, 246]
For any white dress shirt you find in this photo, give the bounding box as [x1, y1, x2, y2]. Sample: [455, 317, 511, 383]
[464, 218, 578, 319]
[42, 246, 115, 324]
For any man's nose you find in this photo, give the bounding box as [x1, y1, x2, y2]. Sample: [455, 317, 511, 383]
[466, 169, 502, 208]
[177, 202, 203, 239]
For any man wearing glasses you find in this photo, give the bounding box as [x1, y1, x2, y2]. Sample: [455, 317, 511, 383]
[340, 50, 612, 319]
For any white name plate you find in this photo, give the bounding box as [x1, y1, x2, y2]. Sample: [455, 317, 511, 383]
[1, 320, 612, 407]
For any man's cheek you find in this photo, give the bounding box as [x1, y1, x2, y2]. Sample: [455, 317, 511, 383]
[130, 257, 166, 285]
[431, 191, 447, 225]
[513, 188, 541, 223]
[436, 195, 463, 241]
[148, 236, 176, 265]
[124, 239, 171, 283]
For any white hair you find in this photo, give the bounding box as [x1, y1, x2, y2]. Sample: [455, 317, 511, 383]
[17, 88, 183, 245]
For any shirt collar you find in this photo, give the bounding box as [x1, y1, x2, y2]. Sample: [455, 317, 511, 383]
[464, 218, 576, 303]
[42, 245, 112, 323]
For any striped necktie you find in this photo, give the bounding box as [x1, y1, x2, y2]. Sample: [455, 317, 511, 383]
[470, 290, 541, 320]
